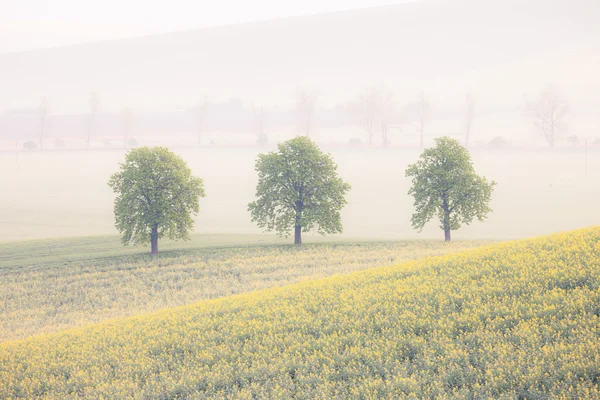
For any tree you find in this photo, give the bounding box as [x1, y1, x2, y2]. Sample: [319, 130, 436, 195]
[405, 137, 496, 241]
[39, 97, 48, 150]
[87, 92, 101, 149]
[347, 88, 379, 147]
[348, 86, 395, 147]
[108, 147, 206, 254]
[405, 91, 429, 149]
[248, 136, 351, 246]
[526, 84, 568, 148]
[374, 87, 394, 148]
[464, 92, 475, 147]
[295, 89, 318, 137]
[251, 103, 268, 146]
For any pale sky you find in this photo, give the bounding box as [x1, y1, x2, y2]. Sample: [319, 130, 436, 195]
[0, 0, 416, 53]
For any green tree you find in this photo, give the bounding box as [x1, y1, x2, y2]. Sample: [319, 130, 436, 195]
[108, 147, 206, 254]
[405, 136, 495, 241]
[248, 136, 351, 245]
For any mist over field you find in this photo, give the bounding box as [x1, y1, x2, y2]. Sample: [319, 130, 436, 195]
[4, 1, 600, 398]
[1, 0, 599, 243]
[1, 147, 598, 242]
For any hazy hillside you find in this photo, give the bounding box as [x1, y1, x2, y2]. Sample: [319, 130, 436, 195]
[1, 0, 598, 116]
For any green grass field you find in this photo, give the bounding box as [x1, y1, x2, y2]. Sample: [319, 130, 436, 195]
[0, 233, 452, 268]
[0, 235, 488, 341]
[0, 234, 291, 268]
[1, 228, 599, 398]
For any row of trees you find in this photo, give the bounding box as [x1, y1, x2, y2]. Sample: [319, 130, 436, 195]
[346, 84, 568, 149]
[109, 137, 495, 254]
[34, 92, 132, 151]
[31, 85, 568, 151]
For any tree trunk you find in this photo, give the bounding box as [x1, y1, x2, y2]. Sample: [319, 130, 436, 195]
[294, 201, 303, 246]
[294, 225, 302, 246]
[151, 225, 158, 254]
[442, 195, 451, 242]
[381, 120, 388, 148]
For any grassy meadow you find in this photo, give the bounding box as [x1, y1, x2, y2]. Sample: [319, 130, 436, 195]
[0, 237, 488, 341]
[0, 233, 297, 269]
[1, 228, 599, 398]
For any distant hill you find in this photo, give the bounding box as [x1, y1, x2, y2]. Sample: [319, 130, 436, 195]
[1, 0, 599, 142]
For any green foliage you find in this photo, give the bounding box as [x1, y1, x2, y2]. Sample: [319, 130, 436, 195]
[248, 136, 351, 242]
[108, 147, 205, 250]
[406, 136, 496, 239]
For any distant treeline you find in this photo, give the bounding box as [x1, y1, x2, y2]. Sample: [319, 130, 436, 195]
[1, 98, 507, 142]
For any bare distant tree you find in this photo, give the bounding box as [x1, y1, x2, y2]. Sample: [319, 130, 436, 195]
[349, 86, 395, 147]
[347, 88, 379, 147]
[251, 103, 268, 146]
[405, 91, 429, 149]
[526, 85, 568, 148]
[464, 92, 475, 147]
[376, 88, 395, 148]
[295, 89, 318, 137]
[39, 96, 48, 150]
[195, 97, 209, 147]
[122, 107, 133, 149]
[87, 92, 101, 149]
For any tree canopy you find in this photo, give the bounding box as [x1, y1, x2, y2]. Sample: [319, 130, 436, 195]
[108, 147, 206, 254]
[405, 136, 495, 241]
[248, 136, 351, 245]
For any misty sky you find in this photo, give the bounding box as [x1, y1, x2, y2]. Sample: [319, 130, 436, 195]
[0, 0, 419, 53]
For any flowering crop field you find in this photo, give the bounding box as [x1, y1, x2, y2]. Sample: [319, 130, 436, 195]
[0, 240, 487, 341]
[1, 228, 600, 398]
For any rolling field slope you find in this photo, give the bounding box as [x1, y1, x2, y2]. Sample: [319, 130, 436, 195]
[0, 238, 487, 341]
[1, 228, 599, 398]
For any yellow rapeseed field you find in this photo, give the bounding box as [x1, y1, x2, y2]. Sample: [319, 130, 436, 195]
[1, 228, 599, 398]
